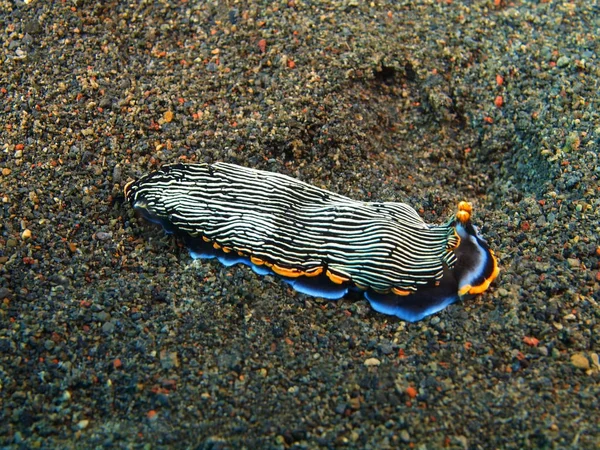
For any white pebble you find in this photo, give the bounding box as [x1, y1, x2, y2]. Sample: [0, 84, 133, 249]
[364, 357, 381, 367]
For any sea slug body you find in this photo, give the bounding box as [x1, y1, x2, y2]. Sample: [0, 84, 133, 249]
[124, 163, 499, 322]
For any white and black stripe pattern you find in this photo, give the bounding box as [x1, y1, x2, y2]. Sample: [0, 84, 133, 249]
[125, 163, 458, 293]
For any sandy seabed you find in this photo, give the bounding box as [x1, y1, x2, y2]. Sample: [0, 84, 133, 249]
[0, 1, 598, 448]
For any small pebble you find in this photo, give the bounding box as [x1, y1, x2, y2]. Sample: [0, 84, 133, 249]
[364, 357, 381, 367]
[335, 403, 347, 414]
[21, 229, 32, 240]
[349, 397, 360, 410]
[159, 350, 179, 369]
[556, 55, 570, 67]
[400, 430, 410, 443]
[101, 322, 115, 334]
[112, 165, 122, 184]
[379, 343, 394, 355]
[570, 353, 590, 370]
[497, 288, 509, 297]
[13, 432, 23, 444]
[95, 231, 113, 241]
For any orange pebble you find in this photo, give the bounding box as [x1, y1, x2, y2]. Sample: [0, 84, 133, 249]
[258, 39, 267, 53]
[523, 336, 540, 347]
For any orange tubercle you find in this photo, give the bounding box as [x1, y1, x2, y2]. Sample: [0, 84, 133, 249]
[272, 264, 304, 278]
[250, 256, 265, 266]
[458, 284, 472, 296]
[391, 287, 412, 296]
[304, 266, 324, 277]
[326, 269, 349, 285]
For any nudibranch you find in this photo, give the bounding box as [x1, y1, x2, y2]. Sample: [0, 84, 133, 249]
[124, 163, 498, 322]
